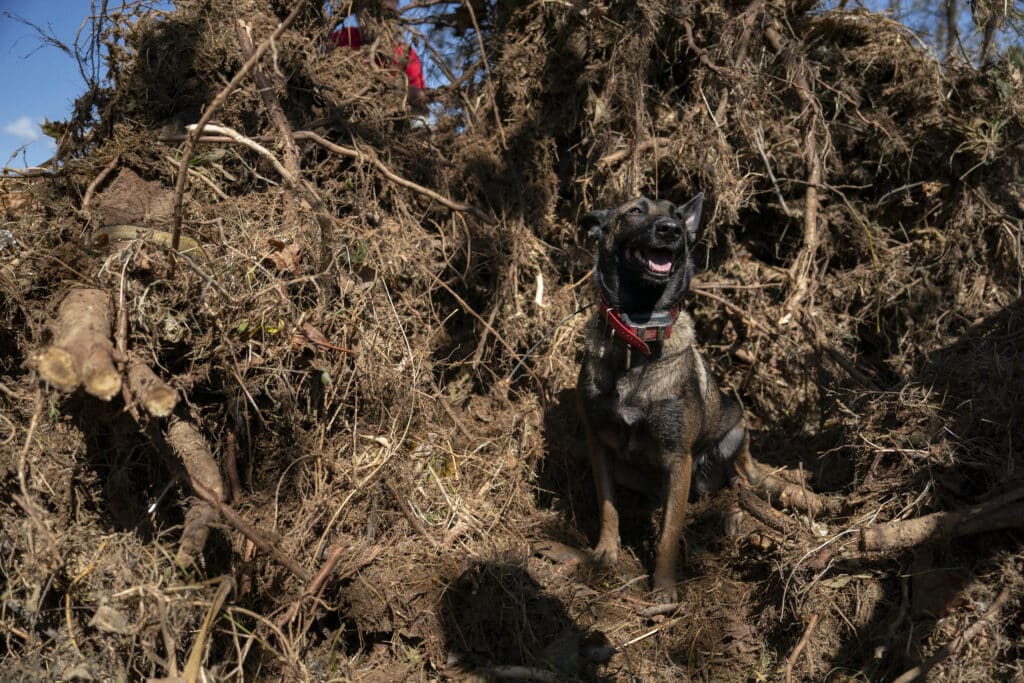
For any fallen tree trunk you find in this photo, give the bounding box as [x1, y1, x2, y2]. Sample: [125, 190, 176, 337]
[35, 288, 121, 399]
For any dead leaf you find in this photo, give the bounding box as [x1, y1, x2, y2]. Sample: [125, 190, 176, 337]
[264, 242, 303, 273]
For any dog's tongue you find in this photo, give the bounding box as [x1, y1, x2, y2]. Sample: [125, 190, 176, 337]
[644, 248, 673, 274]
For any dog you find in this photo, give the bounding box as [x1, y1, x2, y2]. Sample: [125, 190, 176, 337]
[576, 193, 749, 602]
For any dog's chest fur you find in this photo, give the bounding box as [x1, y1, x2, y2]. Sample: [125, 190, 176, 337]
[580, 311, 712, 469]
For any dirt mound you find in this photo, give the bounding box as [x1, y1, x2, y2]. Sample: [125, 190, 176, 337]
[2, 0, 1023, 680]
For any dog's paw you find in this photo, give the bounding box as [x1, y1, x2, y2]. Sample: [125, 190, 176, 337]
[722, 505, 749, 538]
[651, 580, 680, 605]
[591, 542, 619, 568]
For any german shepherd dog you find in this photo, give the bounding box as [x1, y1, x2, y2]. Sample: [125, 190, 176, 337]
[576, 194, 748, 602]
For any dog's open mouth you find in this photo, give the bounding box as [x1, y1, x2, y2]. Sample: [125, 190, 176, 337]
[626, 246, 674, 276]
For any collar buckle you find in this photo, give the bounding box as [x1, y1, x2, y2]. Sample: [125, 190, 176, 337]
[599, 301, 679, 357]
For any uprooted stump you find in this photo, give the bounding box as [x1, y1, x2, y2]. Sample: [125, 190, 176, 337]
[35, 288, 121, 399]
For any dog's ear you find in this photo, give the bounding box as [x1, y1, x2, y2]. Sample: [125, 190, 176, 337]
[580, 209, 613, 242]
[674, 192, 704, 243]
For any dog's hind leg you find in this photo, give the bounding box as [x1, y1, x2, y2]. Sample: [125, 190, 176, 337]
[693, 394, 747, 497]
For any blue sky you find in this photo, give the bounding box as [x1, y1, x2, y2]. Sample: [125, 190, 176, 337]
[0, 1, 93, 168]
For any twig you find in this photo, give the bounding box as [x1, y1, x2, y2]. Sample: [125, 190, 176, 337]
[784, 613, 820, 683]
[187, 474, 311, 582]
[416, 261, 547, 403]
[187, 124, 301, 192]
[16, 391, 60, 563]
[234, 21, 301, 180]
[462, 0, 506, 149]
[690, 285, 774, 336]
[488, 665, 562, 682]
[171, 0, 307, 264]
[428, 374, 475, 440]
[384, 478, 437, 547]
[234, 20, 335, 268]
[293, 131, 492, 223]
[183, 576, 234, 683]
[224, 427, 242, 504]
[273, 544, 345, 629]
[803, 316, 880, 390]
[639, 602, 681, 618]
[892, 585, 1012, 683]
[752, 127, 792, 216]
[598, 137, 673, 169]
[683, 18, 725, 75]
[764, 23, 826, 313]
[80, 154, 119, 220]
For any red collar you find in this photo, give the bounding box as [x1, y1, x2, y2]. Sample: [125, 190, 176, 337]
[599, 300, 680, 356]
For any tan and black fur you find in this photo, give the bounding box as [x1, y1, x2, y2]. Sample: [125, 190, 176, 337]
[577, 194, 748, 601]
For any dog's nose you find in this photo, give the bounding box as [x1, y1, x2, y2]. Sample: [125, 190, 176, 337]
[654, 218, 682, 240]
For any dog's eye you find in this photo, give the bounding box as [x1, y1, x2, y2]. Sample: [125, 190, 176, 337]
[627, 206, 644, 216]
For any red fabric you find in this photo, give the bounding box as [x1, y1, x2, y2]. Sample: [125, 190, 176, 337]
[331, 26, 425, 90]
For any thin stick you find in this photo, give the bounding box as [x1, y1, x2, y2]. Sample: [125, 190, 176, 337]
[171, 0, 307, 261]
[293, 131, 492, 222]
[16, 392, 60, 560]
[81, 154, 119, 219]
[764, 23, 825, 312]
[187, 124, 301, 192]
[233, 21, 300, 180]
[690, 285, 775, 336]
[384, 478, 437, 547]
[164, 130, 492, 223]
[784, 613, 820, 683]
[224, 427, 243, 503]
[234, 20, 335, 269]
[273, 544, 345, 629]
[892, 585, 1012, 683]
[417, 262, 546, 401]
[639, 602, 681, 618]
[188, 475, 311, 582]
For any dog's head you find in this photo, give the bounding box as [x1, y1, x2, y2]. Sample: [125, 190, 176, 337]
[581, 193, 704, 311]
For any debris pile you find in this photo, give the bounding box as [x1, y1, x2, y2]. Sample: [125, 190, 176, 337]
[1, 0, 1022, 679]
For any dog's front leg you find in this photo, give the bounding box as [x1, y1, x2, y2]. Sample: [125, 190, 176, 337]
[652, 451, 693, 602]
[588, 438, 620, 567]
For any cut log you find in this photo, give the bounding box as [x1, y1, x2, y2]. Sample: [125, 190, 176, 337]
[166, 418, 224, 565]
[127, 359, 179, 417]
[176, 501, 218, 567]
[36, 288, 121, 399]
[167, 418, 224, 502]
